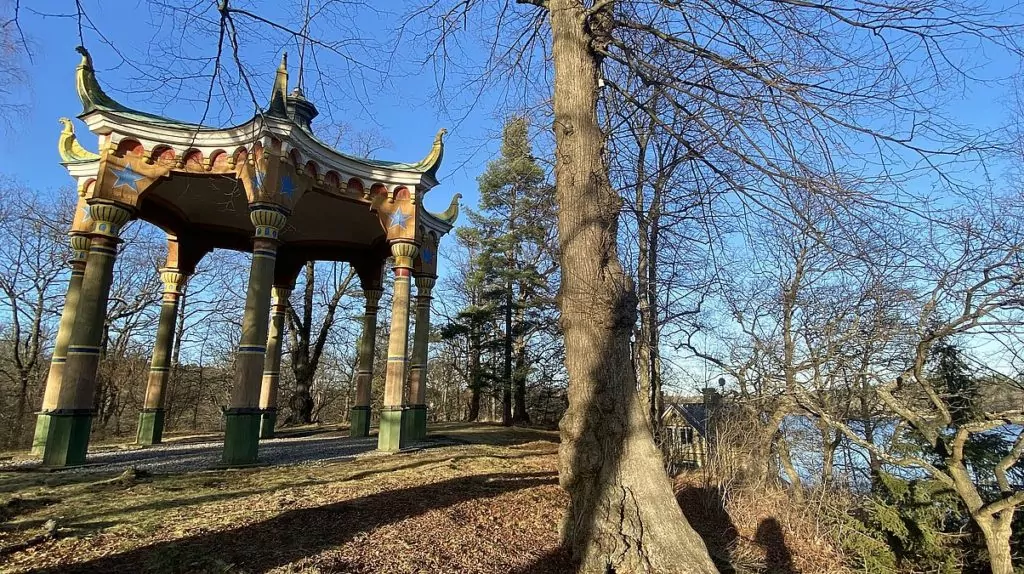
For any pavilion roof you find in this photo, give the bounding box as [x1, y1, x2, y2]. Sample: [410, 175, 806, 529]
[73, 46, 446, 184]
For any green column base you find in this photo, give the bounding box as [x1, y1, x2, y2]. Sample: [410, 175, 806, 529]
[31, 413, 52, 456]
[223, 409, 262, 466]
[260, 409, 277, 439]
[349, 406, 371, 438]
[377, 407, 409, 452]
[40, 410, 93, 467]
[409, 405, 428, 441]
[136, 408, 165, 446]
[401, 406, 417, 442]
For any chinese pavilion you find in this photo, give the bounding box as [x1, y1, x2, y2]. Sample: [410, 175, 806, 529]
[32, 47, 460, 468]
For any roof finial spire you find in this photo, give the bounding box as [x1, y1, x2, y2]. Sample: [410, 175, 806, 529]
[268, 52, 289, 116]
[75, 45, 120, 114]
[433, 192, 462, 224]
[412, 128, 447, 178]
[58, 117, 100, 163]
[297, 0, 311, 92]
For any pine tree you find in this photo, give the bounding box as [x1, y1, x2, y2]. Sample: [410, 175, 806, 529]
[441, 226, 497, 421]
[465, 117, 558, 426]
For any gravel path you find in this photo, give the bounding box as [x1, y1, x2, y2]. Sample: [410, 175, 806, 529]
[0, 434, 380, 474]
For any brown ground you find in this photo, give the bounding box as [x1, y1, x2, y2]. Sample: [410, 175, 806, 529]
[0, 424, 573, 574]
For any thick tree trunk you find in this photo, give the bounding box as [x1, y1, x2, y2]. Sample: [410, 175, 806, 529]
[512, 343, 530, 424]
[468, 388, 482, 421]
[16, 373, 29, 419]
[286, 262, 318, 425]
[549, 2, 717, 572]
[977, 515, 1014, 574]
[290, 374, 315, 424]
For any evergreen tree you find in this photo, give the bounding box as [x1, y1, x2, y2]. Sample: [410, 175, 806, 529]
[882, 337, 1024, 570]
[441, 226, 498, 421]
[464, 117, 558, 425]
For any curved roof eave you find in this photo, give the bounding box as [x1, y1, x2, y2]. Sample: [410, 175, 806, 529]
[80, 109, 262, 145]
[74, 46, 447, 188]
[419, 207, 455, 236]
[419, 192, 461, 237]
[274, 120, 443, 187]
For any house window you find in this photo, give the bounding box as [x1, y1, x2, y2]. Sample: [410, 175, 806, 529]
[681, 427, 693, 444]
[665, 425, 694, 445]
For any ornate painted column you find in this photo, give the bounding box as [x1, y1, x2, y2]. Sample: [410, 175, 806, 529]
[378, 241, 418, 452]
[136, 266, 186, 445]
[43, 200, 134, 467]
[31, 232, 89, 455]
[407, 275, 435, 441]
[222, 206, 287, 466]
[259, 285, 291, 439]
[350, 287, 382, 437]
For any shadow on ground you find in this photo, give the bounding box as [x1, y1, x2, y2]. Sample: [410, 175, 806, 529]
[429, 422, 560, 447]
[1, 435, 379, 476]
[27, 471, 560, 574]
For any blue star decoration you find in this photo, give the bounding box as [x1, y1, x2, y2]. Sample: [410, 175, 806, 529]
[280, 175, 295, 198]
[421, 248, 434, 264]
[251, 168, 266, 191]
[389, 210, 410, 230]
[81, 205, 91, 222]
[109, 164, 144, 192]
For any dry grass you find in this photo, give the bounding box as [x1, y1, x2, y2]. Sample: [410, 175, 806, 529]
[0, 424, 572, 574]
[2, 424, 856, 573]
[675, 471, 852, 574]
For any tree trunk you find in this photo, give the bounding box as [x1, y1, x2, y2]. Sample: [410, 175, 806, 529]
[549, 2, 717, 572]
[647, 199, 663, 433]
[633, 128, 653, 431]
[775, 433, 804, 503]
[286, 262, 323, 425]
[512, 341, 530, 424]
[512, 303, 530, 424]
[633, 137, 665, 438]
[15, 373, 29, 420]
[468, 387, 482, 421]
[503, 278, 514, 426]
[817, 419, 841, 488]
[290, 380, 315, 423]
[467, 329, 483, 422]
[977, 515, 1014, 574]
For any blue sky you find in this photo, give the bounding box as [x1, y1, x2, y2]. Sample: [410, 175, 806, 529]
[4, 1, 1023, 391]
[0, 1, 520, 243]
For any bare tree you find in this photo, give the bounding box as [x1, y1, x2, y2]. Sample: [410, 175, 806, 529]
[0, 0, 30, 130]
[792, 199, 1024, 574]
[285, 262, 356, 425]
[0, 185, 72, 446]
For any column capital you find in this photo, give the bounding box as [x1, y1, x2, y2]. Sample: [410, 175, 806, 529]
[159, 268, 186, 295]
[363, 288, 384, 308]
[249, 205, 288, 241]
[414, 275, 436, 292]
[85, 200, 134, 239]
[271, 285, 292, 305]
[390, 241, 418, 269]
[69, 233, 89, 265]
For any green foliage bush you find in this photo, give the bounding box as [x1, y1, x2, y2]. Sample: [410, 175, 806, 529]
[840, 473, 967, 573]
